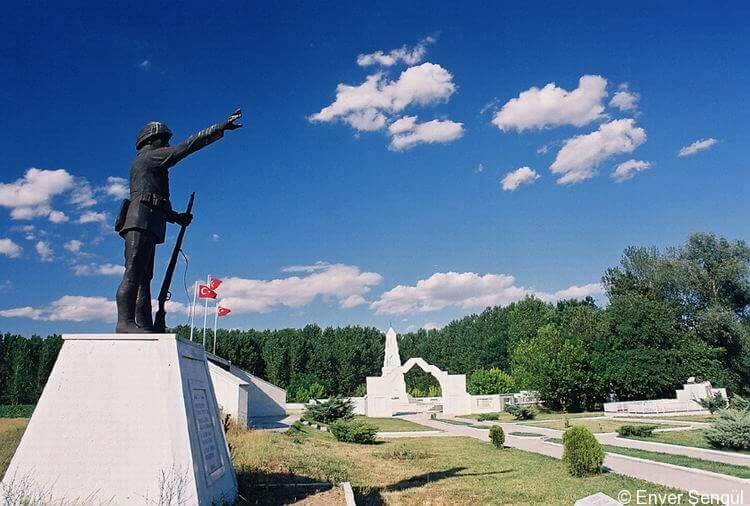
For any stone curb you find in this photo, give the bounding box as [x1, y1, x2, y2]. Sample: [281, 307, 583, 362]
[341, 481, 356, 506]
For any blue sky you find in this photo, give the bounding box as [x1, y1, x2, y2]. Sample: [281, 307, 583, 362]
[0, 1, 747, 336]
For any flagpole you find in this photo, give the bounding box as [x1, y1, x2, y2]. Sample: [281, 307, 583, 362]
[202, 274, 210, 347]
[213, 304, 218, 355]
[189, 280, 197, 342]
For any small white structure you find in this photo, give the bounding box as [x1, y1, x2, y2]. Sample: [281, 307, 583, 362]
[2, 334, 237, 504]
[604, 378, 728, 417]
[207, 353, 286, 427]
[366, 328, 473, 417]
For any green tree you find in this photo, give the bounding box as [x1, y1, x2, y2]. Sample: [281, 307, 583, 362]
[467, 368, 515, 395]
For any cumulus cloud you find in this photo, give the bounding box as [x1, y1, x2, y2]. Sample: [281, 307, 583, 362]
[48, 210, 69, 223]
[218, 263, 383, 313]
[609, 84, 640, 112]
[492, 75, 608, 132]
[371, 271, 603, 315]
[357, 37, 434, 67]
[0, 239, 22, 258]
[550, 119, 647, 184]
[281, 261, 331, 273]
[78, 211, 107, 224]
[0, 295, 189, 322]
[611, 159, 652, 183]
[678, 138, 717, 157]
[105, 177, 129, 199]
[0, 168, 75, 221]
[70, 180, 96, 208]
[64, 239, 83, 253]
[387, 116, 464, 150]
[35, 241, 53, 262]
[309, 62, 456, 132]
[501, 167, 540, 191]
[72, 263, 125, 276]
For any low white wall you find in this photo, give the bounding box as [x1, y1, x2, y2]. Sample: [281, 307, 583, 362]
[239, 370, 287, 418]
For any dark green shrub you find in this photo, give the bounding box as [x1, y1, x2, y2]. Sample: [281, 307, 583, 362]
[704, 409, 750, 451]
[304, 395, 354, 424]
[0, 405, 35, 418]
[477, 413, 500, 421]
[698, 393, 728, 413]
[329, 418, 377, 444]
[489, 425, 505, 449]
[562, 426, 604, 477]
[730, 395, 749, 412]
[505, 404, 536, 420]
[617, 425, 659, 437]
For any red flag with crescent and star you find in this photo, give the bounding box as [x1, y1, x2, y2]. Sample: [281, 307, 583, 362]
[209, 277, 222, 290]
[217, 306, 231, 317]
[198, 284, 217, 299]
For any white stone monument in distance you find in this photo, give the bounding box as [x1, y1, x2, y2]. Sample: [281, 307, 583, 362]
[2, 334, 238, 504]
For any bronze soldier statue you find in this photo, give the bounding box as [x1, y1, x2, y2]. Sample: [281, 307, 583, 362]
[115, 109, 242, 333]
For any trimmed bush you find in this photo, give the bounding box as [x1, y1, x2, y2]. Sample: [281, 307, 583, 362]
[505, 404, 536, 420]
[562, 426, 604, 477]
[730, 395, 749, 412]
[489, 425, 505, 449]
[304, 395, 354, 424]
[329, 418, 377, 444]
[698, 392, 728, 413]
[617, 425, 659, 437]
[704, 408, 750, 451]
[478, 413, 500, 421]
[0, 405, 35, 418]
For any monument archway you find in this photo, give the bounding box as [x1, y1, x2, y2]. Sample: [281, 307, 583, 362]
[365, 329, 472, 417]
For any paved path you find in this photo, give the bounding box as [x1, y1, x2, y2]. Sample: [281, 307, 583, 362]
[400, 414, 750, 499]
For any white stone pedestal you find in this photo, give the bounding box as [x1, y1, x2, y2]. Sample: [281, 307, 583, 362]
[1, 334, 238, 504]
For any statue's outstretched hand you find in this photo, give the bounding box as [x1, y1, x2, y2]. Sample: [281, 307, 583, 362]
[223, 108, 243, 131]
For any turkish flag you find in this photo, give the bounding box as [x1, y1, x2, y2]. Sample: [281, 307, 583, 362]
[198, 284, 217, 299]
[209, 277, 222, 290]
[217, 306, 231, 317]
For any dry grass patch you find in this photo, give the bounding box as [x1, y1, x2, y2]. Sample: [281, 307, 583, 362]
[0, 418, 28, 477]
[227, 423, 677, 505]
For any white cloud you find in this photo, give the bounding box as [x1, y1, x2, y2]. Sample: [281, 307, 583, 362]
[423, 322, 444, 331]
[281, 261, 331, 273]
[35, 241, 53, 262]
[371, 271, 603, 315]
[357, 37, 434, 67]
[72, 263, 125, 276]
[309, 62, 456, 132]
[139, 59, 151, 71]
[0, 168, 75, 221]
[70, 180, 96, 208]
[550, 119, 647, 184]
[492, 75, 608, 132]
[211, 233, 220, 242]
[64, 239, 83, 253]
[0, 295, 189, 323]
[48, 210, 69, 223]
[105, 177, 129, 199]
[540, 283, 604, 301]
[78, 211, 107, 224]
[218, 263, 383, 313]
[501, 167, 540, 191]
[609, 84, 639, 112]
[0, 239, 22, 258]
[474, 163, 485, 174]
[678, 138, 717, 157]
[611, 159, 652, 183]
[387, 116, 464, 150]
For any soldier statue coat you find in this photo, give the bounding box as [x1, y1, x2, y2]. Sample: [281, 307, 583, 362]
[115, 109, 242, 333]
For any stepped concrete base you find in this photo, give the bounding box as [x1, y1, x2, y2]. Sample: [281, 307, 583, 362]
[1, 334, 237, 504]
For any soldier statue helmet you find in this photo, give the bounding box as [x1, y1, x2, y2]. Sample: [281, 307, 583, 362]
[114, 109, 242, 333]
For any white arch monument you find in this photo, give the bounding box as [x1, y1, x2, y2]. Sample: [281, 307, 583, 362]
[365, 328, 472, 417]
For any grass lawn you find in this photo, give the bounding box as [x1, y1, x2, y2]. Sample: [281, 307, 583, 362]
[526, 419, 681, 434]
[227, 424, 679, 505]
[625, 429, 750, 455]
[0, 418, 29, 477]
[355, 416, 432, 432]
[462, 410, 603, 423]
[508, 432, 545, 437]
[545, 437, 750, 479]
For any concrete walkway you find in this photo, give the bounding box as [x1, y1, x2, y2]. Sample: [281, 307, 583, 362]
[400, 414, 750, 499]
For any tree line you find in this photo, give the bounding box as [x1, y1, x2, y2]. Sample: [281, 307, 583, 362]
[2, 233, 748, 411]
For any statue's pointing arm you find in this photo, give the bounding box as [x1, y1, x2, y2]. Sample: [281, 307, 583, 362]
[162, 109, 243, 167]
